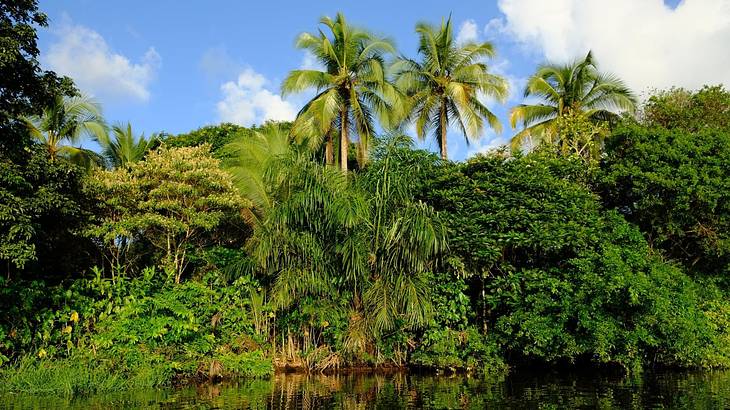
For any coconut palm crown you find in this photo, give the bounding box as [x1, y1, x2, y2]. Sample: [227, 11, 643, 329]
[281, 12, 400, 171]
[99, 122, 159, 169]
[510, 51, 637, 151]
[23, 94, 107, 168]
[392, 16, 508, 160]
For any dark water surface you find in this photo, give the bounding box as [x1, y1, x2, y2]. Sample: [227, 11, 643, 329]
[2, 369, 729, 409]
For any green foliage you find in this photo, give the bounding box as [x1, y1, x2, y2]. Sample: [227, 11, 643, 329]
[0, 0, 87, 279]
[552, 108, 609, 163]
[411, 272, 505, 372]
[22, 94, 107, 168]
[599, 122, 730, 278]
[0, 268, 273, 391]
[0, 0, 73, 149]
[412, 327, 506, 373]
[424, 271, 472, 330]
[88, 272, 273, 379]
[234, 133, 445, 362]
[422, 152, 730, 369]
[164, 122, 289, 159]
[1, 0, 729, 392]
[642, 85, 730, 132]
[98, 122, 159, 169]
[0, 146, 98, 278]
[224, 124, 304, 222]
[88, 144, 250, 281]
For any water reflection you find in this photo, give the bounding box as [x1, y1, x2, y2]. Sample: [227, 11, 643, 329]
[2, 369, 729, 409]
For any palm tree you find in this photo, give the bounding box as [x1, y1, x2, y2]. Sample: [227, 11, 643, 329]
[23, 94, 107, 167]
[225, 123, 307, 223]
[99, 122, 158, 169]
[227, 129, 444, 360]
[282, 12, 400, 172]
[354, 134, 445, 345]
[510, 51, 637, 151]
[393, 17, 508, 160]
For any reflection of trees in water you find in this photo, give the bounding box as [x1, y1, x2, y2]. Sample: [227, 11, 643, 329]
[2, 370, 728, 408]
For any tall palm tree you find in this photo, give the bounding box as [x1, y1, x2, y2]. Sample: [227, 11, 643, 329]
[99, 122, 158, 169]
[282, 12, 400, 172]
[23, 94, 107, 167]
[393, 17, 508, 160]
[230, 130, 444, 358]
[510, 51, 637, 151]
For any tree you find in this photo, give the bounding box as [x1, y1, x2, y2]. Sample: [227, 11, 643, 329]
[89, 145, 250, 282]
[163, 122, 295, 160]
[0, 146, 98, 278]
[23, 94, 107, 168]
[224, 123, 306, 223]
[510, 51, 636, 152]
[641, 85, 730, 133]
[0, 0, 89, 278]
[598, 122, 730, 280]
[0, 0, 73, 152]
[232, 131, 444, 358]
[98, 122, 158, 169]
[282, 12, 399, 171]
[420, 151, 730, 369]
[393, 17, 507, 160]
[354, 135, 446, 345]
[552, 109, 609, 164]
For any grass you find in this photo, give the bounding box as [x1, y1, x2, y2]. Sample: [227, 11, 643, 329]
[0, 355, 170, 396]
[0, 349, 273, 396]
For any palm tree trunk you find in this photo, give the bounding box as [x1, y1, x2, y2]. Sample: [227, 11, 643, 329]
[340, 109, 348, 172]
[325, 129, 334, 165]
[439, 101, 448, 160]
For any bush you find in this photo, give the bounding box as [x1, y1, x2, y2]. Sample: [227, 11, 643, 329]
[421, 151, 730, 370]
[599, 122, 730, 280]
[0, 267, 273, 393]
[412, 327, 506, 373]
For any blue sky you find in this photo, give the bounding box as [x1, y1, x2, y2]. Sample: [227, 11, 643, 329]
[36, 0, 727, 160]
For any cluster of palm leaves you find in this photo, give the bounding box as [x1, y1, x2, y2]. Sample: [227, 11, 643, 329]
[510, 51, 637, 152]
[23, 94, 158, 170]
[226, 126, 444, 355]
[285, 15, 637, 162]
[283, 13, 508, 165]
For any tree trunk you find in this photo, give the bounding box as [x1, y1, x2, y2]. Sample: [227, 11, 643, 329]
[325, 129, 334, 165]
[439, 101, 448, 160]
[340, 109, 348, 172]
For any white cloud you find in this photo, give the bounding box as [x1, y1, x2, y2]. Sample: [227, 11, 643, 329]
[300, 51, 323, 70]
[466, 130, 510, 158]
[496, 0, 730, 92]
[216, 68, 297, 126]
[46, 20, 161, 102]
[484, 18, 507, 39]
[456, 19, 479, 44]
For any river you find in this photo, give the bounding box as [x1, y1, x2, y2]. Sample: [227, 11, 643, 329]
[1, 369, 729, 409]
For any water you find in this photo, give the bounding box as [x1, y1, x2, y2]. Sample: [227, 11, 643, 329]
[2, 369, 729, 409]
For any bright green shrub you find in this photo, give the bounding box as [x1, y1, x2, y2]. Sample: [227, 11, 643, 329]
[421, 151, 730, 370]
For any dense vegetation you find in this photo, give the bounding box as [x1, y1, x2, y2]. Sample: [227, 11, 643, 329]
[1, 1, 729, 396]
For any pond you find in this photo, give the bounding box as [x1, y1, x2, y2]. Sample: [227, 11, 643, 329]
[1, 369, 729, 409]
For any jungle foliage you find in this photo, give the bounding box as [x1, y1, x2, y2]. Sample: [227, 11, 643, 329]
[1, 2, 729, 396]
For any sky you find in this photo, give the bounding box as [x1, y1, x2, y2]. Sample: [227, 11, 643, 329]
[37, 0, 729, 161]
